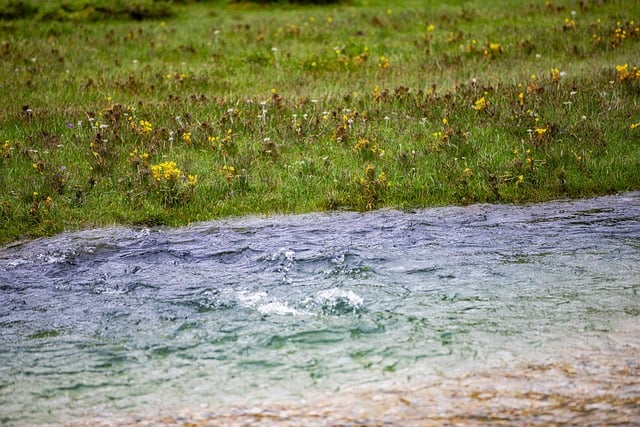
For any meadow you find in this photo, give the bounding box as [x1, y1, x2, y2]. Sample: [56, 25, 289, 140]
[0, 0, 639, 243]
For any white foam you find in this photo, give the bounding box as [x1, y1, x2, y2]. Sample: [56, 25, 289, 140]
[268, 247, 296, 262]
[316, 288, 364, 308]
[7, 259, 29, 267]
[257, 301, 303, 316]
[236, 290, 267, 307]
[37, 252, 67, 264]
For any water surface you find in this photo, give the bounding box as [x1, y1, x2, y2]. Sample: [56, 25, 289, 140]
[1, 193, 639, 425]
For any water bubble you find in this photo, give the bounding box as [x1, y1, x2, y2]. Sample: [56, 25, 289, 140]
[315, 288, 364, 315]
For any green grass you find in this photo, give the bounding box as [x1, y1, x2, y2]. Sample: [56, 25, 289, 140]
[1, 0, 639, 243]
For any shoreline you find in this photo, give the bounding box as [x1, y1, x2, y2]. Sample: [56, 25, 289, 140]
[3, 190, 638, 248]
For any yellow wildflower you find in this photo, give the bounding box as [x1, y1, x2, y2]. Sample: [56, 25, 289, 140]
[377, 56, 390, 69]
[616, 63, 629, 80]
[138, 119, 153, 134]
[378, 171, 388, 186]
[631, 122, 640, 130]
[151, 161, 180, 183]
[222, 128, 233, 143]
[128, 149, 150, 167]
[563, 17, 575, 30]
[474, 96, 487, 111]
[32, 162, 44, 174]
[482, 42, 502, 58]
[460, 167, 473, 180]
[221, 165, 237, 181]
[182, 132, 192, 144]
[466, 39, 477, 53]
[616, 63, 640, 81]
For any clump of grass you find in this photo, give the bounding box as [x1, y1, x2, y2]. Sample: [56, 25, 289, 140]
[0, 0, 37, 20]
[0, 0, 174, 22]
[232, 0, 344, 4]
[0, 0, 639, 243]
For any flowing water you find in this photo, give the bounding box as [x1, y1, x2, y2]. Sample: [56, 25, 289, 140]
[1, 193, 639, 426]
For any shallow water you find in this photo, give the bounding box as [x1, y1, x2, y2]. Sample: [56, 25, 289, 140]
[1, 193, 639, 426]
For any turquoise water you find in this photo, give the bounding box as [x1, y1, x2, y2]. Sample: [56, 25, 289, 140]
[1, 193, 639, 425]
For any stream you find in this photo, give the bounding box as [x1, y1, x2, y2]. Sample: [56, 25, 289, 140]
[1, 193, 639, 425]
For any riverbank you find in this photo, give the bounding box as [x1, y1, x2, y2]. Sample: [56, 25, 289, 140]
[1, 0, 639, 244]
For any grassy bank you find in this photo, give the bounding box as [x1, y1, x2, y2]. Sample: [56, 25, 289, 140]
[1, 0, 639, 243]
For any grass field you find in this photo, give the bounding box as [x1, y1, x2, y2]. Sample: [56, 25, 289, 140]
[1, 0, 639, 243]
